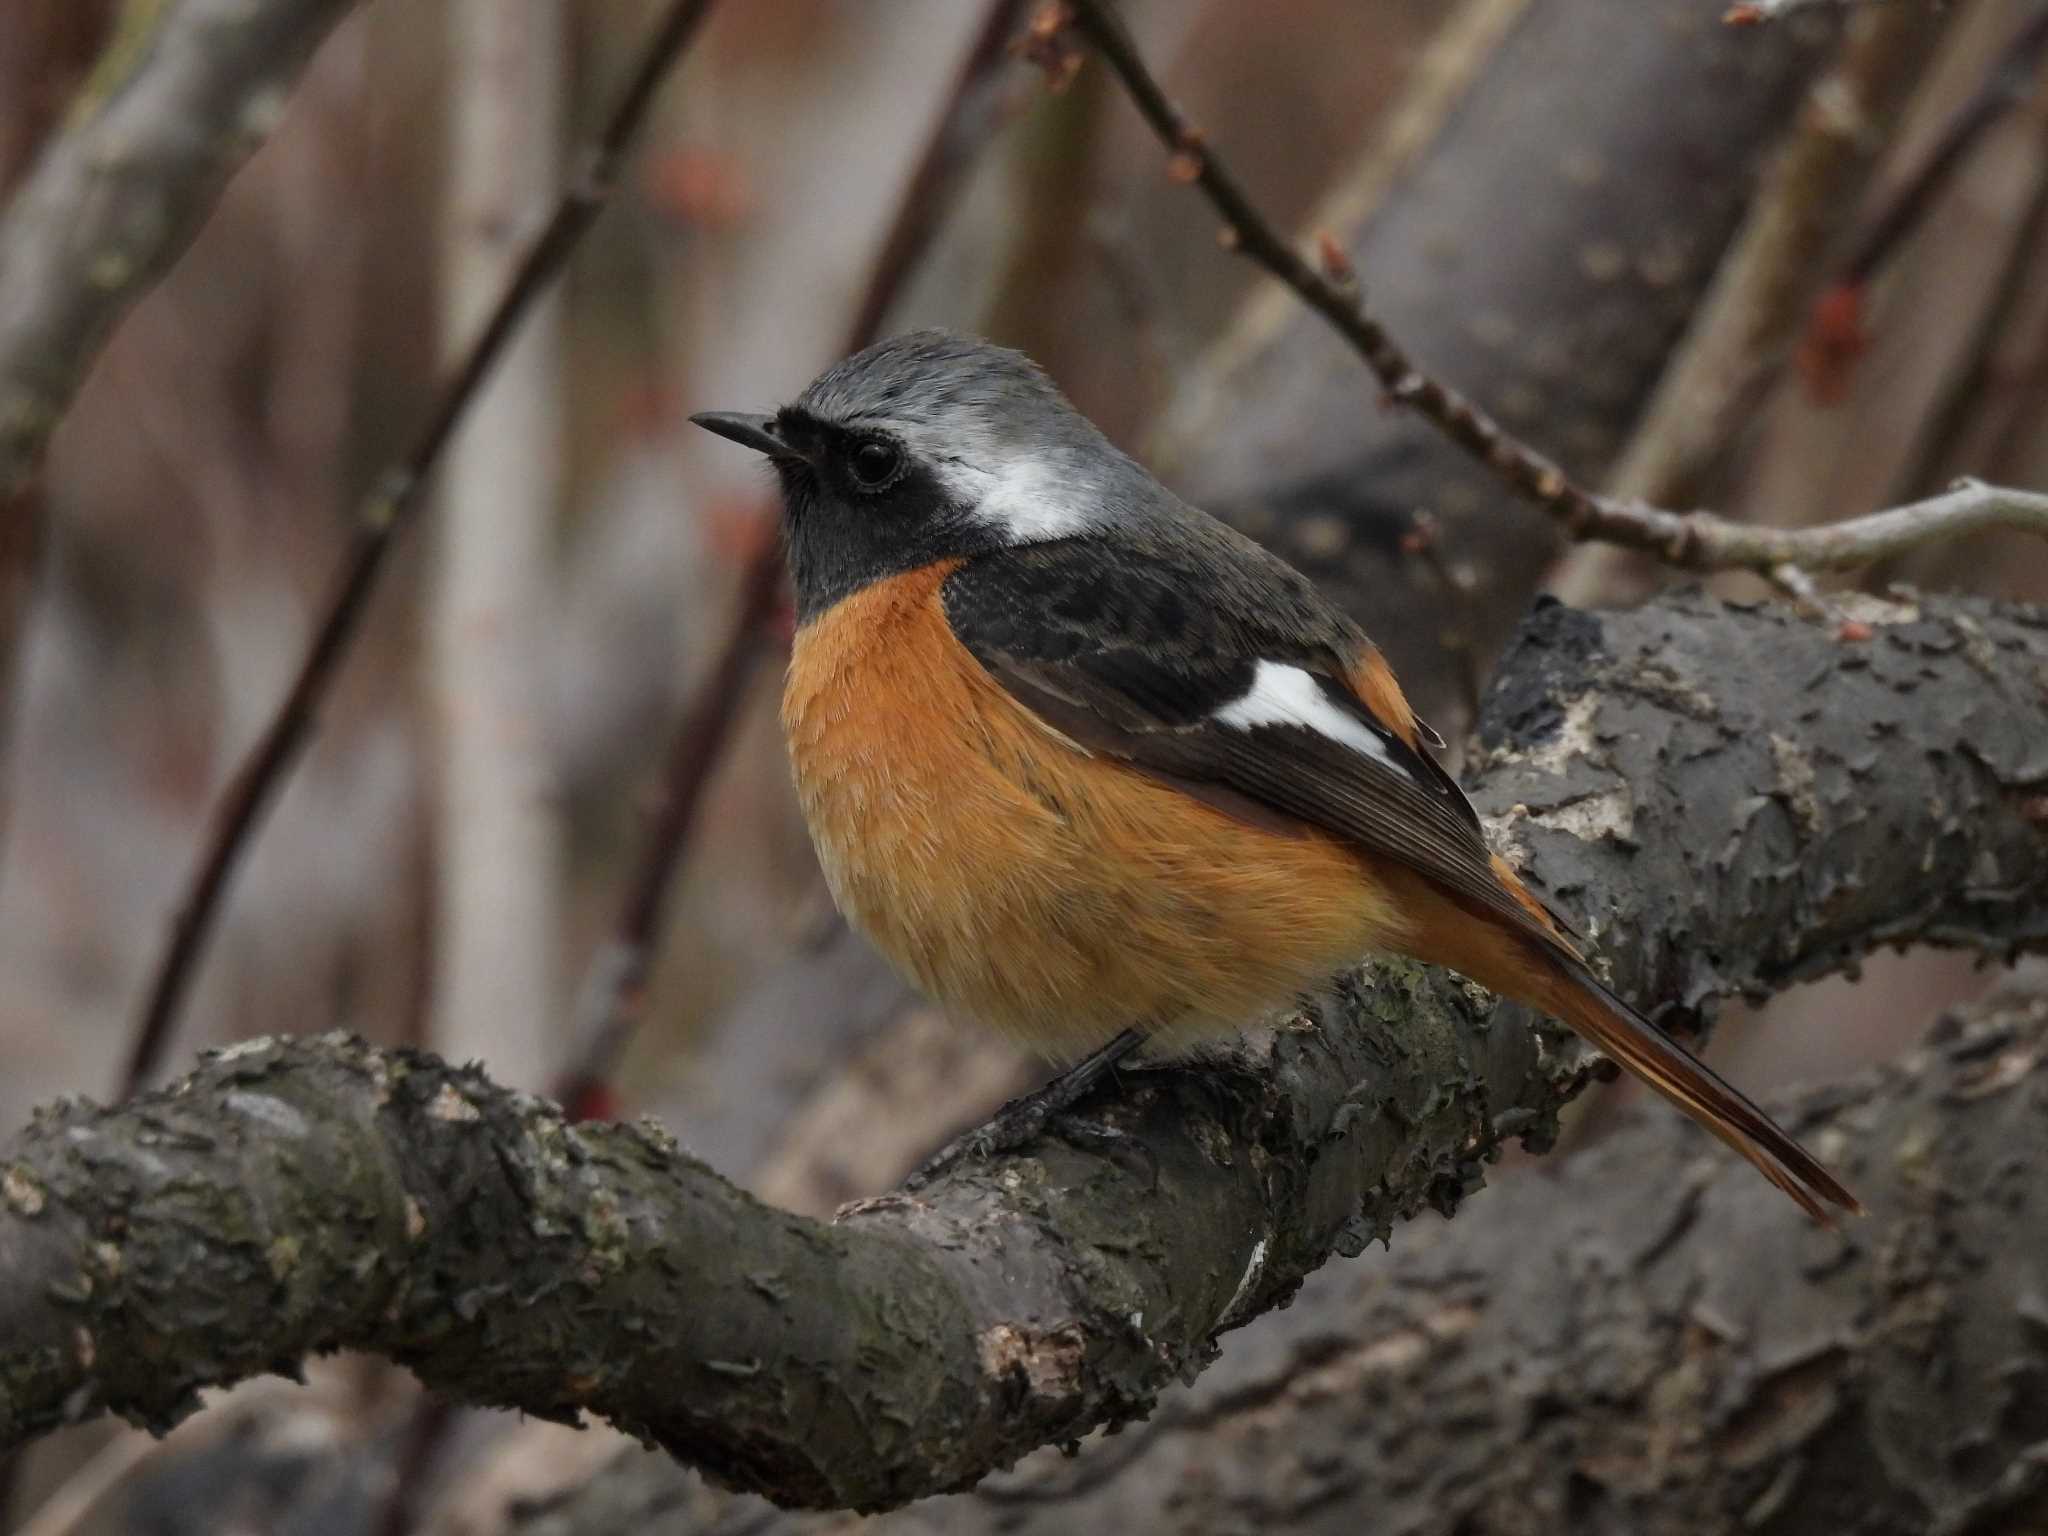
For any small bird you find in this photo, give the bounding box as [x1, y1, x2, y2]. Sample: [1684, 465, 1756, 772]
[692, 330, 1858, 1222]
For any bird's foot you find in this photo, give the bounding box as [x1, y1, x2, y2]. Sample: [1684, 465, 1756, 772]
[901, 1027, 1147, 1192]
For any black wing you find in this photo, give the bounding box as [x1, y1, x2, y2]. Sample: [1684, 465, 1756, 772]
[941, 532, 1541, 942]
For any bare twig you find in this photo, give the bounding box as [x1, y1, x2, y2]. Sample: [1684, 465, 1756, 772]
[1838, 5, 2048, 292]
[1605, 1, 1938, 508]
[1597, 476, 2048, 574]
[1061, 0, 1612, 535]
[122, 0, 721, 1095]
[553, 0, 1032, 1119]
[1063, 1, 2048, 593]
[843, 0, 1035, 350]
[1797, 3, 2048, 398]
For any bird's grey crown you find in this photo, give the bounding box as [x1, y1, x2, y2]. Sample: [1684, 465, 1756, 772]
[797, 330, 1070, 439]
[726, 327, 1361, 633]
[791, 329, 1160, 545]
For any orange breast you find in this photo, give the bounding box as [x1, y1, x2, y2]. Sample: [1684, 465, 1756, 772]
[781, 561, 1412, 1058]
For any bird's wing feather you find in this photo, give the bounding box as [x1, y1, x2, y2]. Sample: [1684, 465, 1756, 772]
[940, 536, 1546, 945]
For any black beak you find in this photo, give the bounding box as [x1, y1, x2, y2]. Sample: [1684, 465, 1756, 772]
[690, 411, 792, 459]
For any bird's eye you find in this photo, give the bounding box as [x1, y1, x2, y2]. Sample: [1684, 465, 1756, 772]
[848, 440, 902, 490]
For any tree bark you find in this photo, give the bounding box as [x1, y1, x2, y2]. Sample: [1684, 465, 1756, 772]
[1, 589, 2043, 1512]
[513, 979, 2048, 1536]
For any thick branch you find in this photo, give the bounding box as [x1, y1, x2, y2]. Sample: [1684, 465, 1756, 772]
[3, 591, 2045, 1510]
[517, 986, 2048, 1536]
[0, 0, 360, 500]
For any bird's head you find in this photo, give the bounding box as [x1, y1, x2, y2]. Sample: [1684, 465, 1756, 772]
[692, 330, 1146, 619]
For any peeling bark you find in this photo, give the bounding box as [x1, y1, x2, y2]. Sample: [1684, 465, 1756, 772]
[1, 591, 2043, 1512]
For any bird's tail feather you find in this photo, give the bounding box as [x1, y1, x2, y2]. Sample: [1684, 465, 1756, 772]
[1537, 956, 1861, 1225]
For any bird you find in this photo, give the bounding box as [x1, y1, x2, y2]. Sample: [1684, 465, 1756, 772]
[691, 328, 1859, 1223]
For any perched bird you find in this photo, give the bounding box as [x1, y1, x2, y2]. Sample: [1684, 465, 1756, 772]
[692, 329, 1858, 1222]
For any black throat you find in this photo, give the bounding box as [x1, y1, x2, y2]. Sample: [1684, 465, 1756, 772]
[772, 440, 1005, 624]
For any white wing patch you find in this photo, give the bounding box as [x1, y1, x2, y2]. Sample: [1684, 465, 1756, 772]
[1213, 660, 1395, 767]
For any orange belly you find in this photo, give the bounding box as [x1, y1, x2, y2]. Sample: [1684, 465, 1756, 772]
[781, 561, 1412, 1058]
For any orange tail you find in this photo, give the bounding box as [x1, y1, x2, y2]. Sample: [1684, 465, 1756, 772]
[1388, 860, 1861, 1224]
[1531, 955, 1861, 1225]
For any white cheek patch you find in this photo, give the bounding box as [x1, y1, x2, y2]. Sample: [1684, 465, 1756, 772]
[1213, 661, 1395, 768]
[941, 455, 1097, 542]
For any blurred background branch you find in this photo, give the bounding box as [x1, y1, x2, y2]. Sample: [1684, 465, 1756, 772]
[430, 0, 571, 1091]
[556, 0, 1033, 1126]
[121, 0, 719, 1096]
[0, 0, 355, 863]
[0, 0, 362, 502]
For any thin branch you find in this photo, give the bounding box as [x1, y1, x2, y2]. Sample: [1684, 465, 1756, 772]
[1060, 0, 1611, 535]
[1837, 5, 2048, 293]
[1585, 476, 2048, 575]
[842, 0, 1036, 352]
[1064, 1, 2048, 592]
[554, 0, 1033, 1118]
[1796, 2, 2048, 399]
[121, 0, 721, 1096]
[7, 590, 2048, 1507]
[430, 0, 570, 1089]
[1604, 0, 1936, 506]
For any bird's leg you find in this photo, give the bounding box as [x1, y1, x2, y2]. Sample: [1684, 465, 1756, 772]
[902, 1027, 1148, 1191]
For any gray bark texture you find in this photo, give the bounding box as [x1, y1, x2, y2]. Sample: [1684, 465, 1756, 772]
[2, 589, 2044, 1516]
[512, 984, 2048, 1536]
